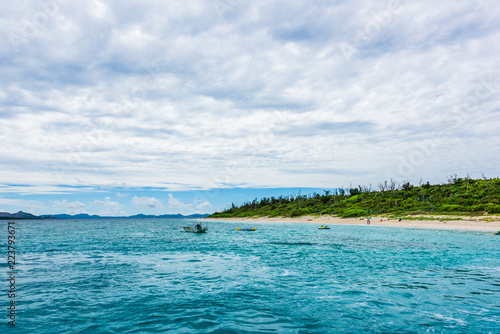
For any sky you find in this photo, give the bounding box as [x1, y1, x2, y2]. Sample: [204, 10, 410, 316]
[0, 0, 499, 216]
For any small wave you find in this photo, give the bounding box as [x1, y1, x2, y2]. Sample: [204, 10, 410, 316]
[269, 241, 316, 246]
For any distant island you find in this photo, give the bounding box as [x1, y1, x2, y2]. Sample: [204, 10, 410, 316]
[0, 211, 42, 220]
[0, 212, 209, 220]
[210, 176, 500, 219]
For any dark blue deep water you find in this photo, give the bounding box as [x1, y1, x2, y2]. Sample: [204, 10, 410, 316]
[2, 219, 500, 333]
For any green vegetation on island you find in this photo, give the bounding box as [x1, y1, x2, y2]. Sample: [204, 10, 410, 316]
[209, 175, 500, 219]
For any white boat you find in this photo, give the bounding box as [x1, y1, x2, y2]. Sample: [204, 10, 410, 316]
[183, 223, 208, 233]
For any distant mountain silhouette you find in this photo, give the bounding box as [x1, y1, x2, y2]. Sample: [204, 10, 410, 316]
[0, 211, 42, 219]
[0, 211, 209, 220]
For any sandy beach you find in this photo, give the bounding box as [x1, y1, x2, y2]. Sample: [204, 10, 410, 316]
[204, 215, 500, 232]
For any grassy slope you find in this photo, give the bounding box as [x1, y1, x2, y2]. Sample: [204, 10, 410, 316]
[209, 177, 500, 218]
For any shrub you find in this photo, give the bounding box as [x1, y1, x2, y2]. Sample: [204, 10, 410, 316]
[402, 182, 414, 191]
[290, 209, 302, 217]
[301, 207, 314, 215]
[485, 204, 500, 214]
[439, 204, 462, 212]
[349, 188, 362, 196]
[342, 209, 367, 218]
[347, 195, 361, 203]
[470, 204, 485, 212]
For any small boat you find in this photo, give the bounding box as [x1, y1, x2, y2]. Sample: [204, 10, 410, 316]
[237, 228, 256, 231]
[183, 223, 207, 233]
[493, 231, 500, 235]
[318, 225, 330, 229]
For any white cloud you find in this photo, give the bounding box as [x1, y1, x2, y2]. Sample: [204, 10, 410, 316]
[167, 193, 192, 209]
[93, 196, 125, 214]
[196, 201, 212, 210]
[132, 196, 164, 209]
[116, 192, 128, 198]
[51, 199, 86, 215]
[52, 199, 86, 209]
[0, 0, 499, 195]
[0, 198, 47, 214]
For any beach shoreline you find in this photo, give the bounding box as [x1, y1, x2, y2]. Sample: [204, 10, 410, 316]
[203, 215, 500, 232]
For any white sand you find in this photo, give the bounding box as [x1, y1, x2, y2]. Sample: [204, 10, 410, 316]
[203, 215, 500, 232]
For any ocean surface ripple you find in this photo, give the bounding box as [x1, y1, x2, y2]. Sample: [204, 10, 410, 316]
[2, 219, 500, 333]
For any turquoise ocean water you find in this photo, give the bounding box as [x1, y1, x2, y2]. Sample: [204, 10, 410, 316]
[2, 219, 500, 333]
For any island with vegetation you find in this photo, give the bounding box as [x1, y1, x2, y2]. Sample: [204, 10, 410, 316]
[209, 175, 500, 219]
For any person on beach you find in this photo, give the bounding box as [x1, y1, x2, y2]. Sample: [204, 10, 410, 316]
[367, 219, 370, 225]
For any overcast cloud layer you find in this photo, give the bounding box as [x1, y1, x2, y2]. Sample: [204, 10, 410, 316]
[1, 0, 499, 213]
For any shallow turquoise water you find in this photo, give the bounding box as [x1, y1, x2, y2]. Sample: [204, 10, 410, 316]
[2, 219, 500, 333]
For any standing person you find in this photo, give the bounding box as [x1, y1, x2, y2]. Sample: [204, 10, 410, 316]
[367, 218, 370, 225]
